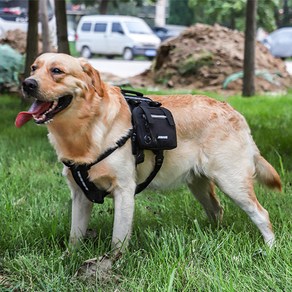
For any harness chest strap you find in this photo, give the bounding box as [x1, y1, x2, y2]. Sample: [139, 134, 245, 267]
[62, 130, 132, 204]
[62, 129, 164, 203]
[66, 163, 108, 204]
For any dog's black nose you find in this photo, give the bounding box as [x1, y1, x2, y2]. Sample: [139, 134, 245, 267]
[22, 79, 38, 94]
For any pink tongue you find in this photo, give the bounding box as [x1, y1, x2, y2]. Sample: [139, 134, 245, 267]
[15, 100, 52, 128]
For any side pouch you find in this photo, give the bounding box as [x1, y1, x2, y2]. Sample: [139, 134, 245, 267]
[132, 104, 177, 150]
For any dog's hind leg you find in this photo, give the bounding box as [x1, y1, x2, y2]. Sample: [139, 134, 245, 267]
[69, 186, 93, 246]
[187, 174, 223, 224]
[214, 172, 275, 246]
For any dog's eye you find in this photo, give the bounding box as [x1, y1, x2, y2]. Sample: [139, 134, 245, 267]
[51, 68, 64, 74]
[31, 65, 37, 72]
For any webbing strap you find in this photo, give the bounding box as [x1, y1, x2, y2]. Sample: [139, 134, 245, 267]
[62, 130, 132, 204]
[135, 150, 164, 194]
[87, 129, 133, 168]
[69, 164, 108, 204]
[65, 150, 164, 203]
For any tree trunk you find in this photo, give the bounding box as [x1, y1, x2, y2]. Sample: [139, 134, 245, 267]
[99, 0, 109, 15]
[229, 9, 236, 29]
[40, 0, 51, 52]
[282, 0, 289, 27]
[54, 0, 70, 54]
[242, 0, 257, 97]
[24, 0, 39, 78]
[155, 0, 166, 27]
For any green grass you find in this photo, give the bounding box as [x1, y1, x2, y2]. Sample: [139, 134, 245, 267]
[0, 92, 292, 291]
[69, 41, 79, 57]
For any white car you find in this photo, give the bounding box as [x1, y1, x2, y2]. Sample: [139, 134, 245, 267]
[75, 15, 161, 60]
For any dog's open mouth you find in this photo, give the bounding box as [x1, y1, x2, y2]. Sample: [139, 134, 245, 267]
[15, 95, 73, 128]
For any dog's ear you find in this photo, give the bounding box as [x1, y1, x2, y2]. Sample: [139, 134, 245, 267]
[79, 58, 104, 97]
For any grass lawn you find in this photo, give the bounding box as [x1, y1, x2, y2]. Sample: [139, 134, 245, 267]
[0, 91, 291, 291]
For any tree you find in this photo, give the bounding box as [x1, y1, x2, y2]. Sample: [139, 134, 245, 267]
[257, 0, 279, 31]
[274, 0, 292, 28]
[24, 0, 39, 78]
[40, 0, 51, 52]
[188, 0, 246, 29]
[242, 0, 257, 97]
[54, 0, 70, 54]
[99, 0, 110, 14]
[282, 0, 290, 26]
[188, 0, 278, 32]
[168, 0, 193, 26]
[71, 0, 155, 15]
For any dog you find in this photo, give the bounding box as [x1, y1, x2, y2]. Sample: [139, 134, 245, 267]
[16, 53, 281, 265]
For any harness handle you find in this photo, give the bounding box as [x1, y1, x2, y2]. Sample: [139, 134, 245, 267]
[121, 89, 144, 97]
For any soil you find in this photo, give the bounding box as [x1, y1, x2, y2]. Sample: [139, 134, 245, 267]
[129, 23, 292, 94]
[0, 29, 43, 54]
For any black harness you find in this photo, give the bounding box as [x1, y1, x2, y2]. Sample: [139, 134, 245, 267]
[63, 90, 177, 204]
[62, 130, 132, 204]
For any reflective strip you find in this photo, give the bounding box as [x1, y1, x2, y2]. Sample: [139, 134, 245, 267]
[151, 114, 167, 119]
[77, 171, 89, 191]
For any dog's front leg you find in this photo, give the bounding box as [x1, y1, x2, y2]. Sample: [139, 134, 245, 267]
[111, 185, 135, 256]
[69, 186, 93, 246]
[75, 186, 135, 278]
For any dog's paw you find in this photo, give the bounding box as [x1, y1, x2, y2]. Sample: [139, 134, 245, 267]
[74, 255, 114, 281]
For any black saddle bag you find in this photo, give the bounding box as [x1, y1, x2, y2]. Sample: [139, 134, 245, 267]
[122, 89, 177, 192]
[131, 102, 177, 151]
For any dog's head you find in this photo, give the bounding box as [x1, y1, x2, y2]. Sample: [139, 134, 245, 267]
[15, 53, 105, 128]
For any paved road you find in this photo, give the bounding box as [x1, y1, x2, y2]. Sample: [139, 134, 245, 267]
[89, 58, 292, 78]
[88, 58, 151, 78]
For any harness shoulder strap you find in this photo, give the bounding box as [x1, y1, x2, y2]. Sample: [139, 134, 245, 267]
[87, 129, 133, 168]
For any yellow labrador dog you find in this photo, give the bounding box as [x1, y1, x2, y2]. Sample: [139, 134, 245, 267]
[16, 53, 281, 261]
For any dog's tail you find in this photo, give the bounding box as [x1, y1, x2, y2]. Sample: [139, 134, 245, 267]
[255, 155, 282, 191]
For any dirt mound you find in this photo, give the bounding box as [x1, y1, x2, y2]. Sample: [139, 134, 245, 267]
[130, 23, 291, 93]
[0, 29, 27, 54]
[0, 29, 43, 54]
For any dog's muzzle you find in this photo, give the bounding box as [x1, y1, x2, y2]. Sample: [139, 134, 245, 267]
[15, 78, 73, 128]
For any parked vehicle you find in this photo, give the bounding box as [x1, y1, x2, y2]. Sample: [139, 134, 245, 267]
[262, 27, 292, 59]
[0, 0, 57, 47]
[152, 24, 187, 42]
[75, 15, 161, 60]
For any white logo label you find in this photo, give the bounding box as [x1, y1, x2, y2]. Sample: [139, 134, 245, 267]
[157, 136, 168, 140]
